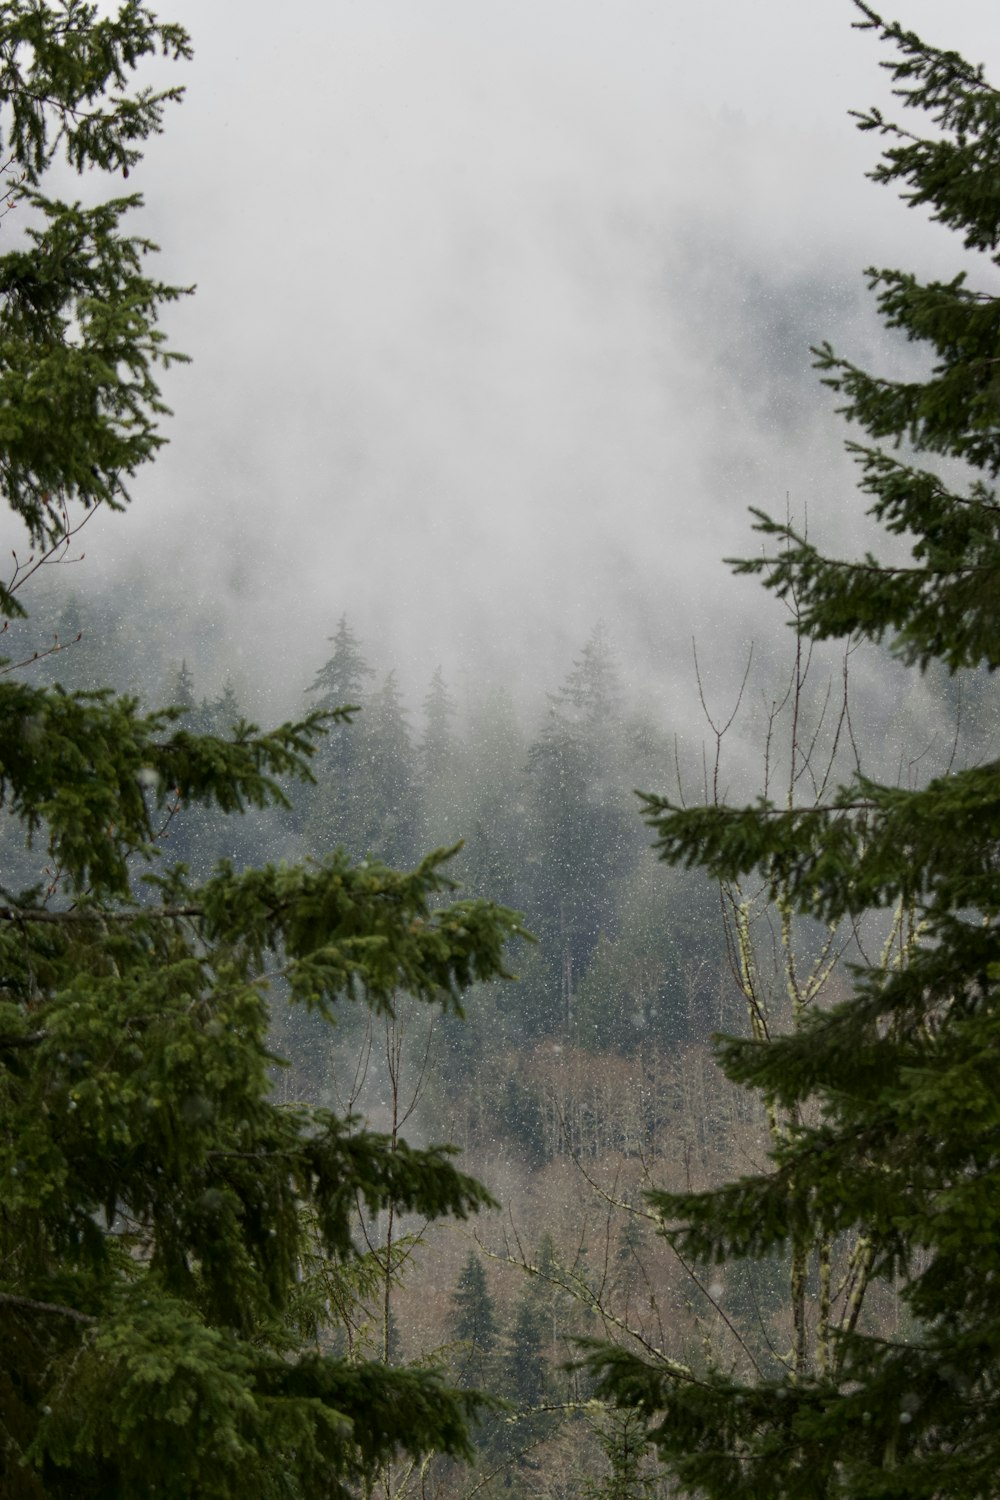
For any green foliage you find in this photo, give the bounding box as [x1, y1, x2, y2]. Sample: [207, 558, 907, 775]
[0, 674, 334, 896]
[582, 1408, 659, 1500]
[450, 1250, 498, 1391]
[527, 625, 634, 969]
[421, 667, 457, 775]
[0, 1, 192, 586]
[0, 6, 527, 1496]
[459, 686, 530, 910]
[587, 5, 1000, 1498]
[571, 860, 723, 1053]
[300, 615, 372, 856]
[493, 1270, 558, 1468]
[302, 626, 421, 865]
[307, 614, 373, 712]
[418, 666, 463, 851]
[352, 670, 417, 865]
[502, 1281, 550, 1414]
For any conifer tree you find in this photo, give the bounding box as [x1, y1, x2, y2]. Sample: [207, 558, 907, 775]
[305, 615, 373, 797]
[450, 1251, 499, 1392]
[503, 1285, 549, 1415]
[302, 616, 377, 859]
[356, 669, 417, 866]
[419, 667, 464, 850]
[205, 680, 242, 738]
[308, 615, 375, 716]
[421, 666, 458, 781]
[497, 1273, 556, 1464]
[0, 7, 524, 1497]
[167, 658, 196, 716]
[588, 7, 1000, 1497]
[461, 687, 530, 911]
[526, 626, 633, 1030]
[582, 1410, 658, 1500]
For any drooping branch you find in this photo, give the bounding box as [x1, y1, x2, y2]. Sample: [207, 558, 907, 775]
[0, 903, 202, 924]
[0, 1290, 96, 1324]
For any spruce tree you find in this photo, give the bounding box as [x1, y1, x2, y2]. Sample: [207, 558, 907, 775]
[204, 680, 243, 738]
[355, 669, 417, 866]
[526, 626, 633, 1030]
[419, 667, 464, 850]
[307, 615, 375, 716]
[461, 686, 530, 912]
[421, 667, 458, 781]
[582, 1410, 658, 1500]
[0, 7, 524, 1497]
[301, 616, 375, 858]
[167, 659, 196, 716]
[588, 7, 1000, 1498]
[450, 1251, 499, 1392]
[497, 1274, 556, 1464]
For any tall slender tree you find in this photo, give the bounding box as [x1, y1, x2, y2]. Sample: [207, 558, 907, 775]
[419, 667, 464, 850]
[356, 669, 418, 866]
[496, 1270, 557, 1469]
[588, 8, 1000, 1498]
[167, 658, 196, 716]
[301, 616, 375, 853]
[0, 8, 524, 1497]
[450, 1251, 499, 1393]
[527, 626, 633, 1030]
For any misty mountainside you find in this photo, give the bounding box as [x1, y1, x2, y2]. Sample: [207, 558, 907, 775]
[11, 584, 996, 1122]
[11, 494, 1000, 1500]
[8, 1, 1000, 1495]
[11, 502, 1000, 1500]
[10, 599, 722, 1051]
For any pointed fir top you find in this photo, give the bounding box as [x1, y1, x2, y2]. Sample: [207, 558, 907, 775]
[307, 614, 375, 707]
[560, 622, 623, 717]
[852, 2, 1000, 256]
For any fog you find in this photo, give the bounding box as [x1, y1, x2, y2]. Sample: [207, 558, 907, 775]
[13, 0, 1000, 723]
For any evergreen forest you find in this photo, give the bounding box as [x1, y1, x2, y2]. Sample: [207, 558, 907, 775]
[3, 3, 1000, 1499]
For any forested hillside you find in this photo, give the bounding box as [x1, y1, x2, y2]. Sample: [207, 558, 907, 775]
[6, 2, 1000, 1498]
[10, 579, 993, 1497]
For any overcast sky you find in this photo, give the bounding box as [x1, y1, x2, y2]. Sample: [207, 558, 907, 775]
[19, 0, 1000, 718]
